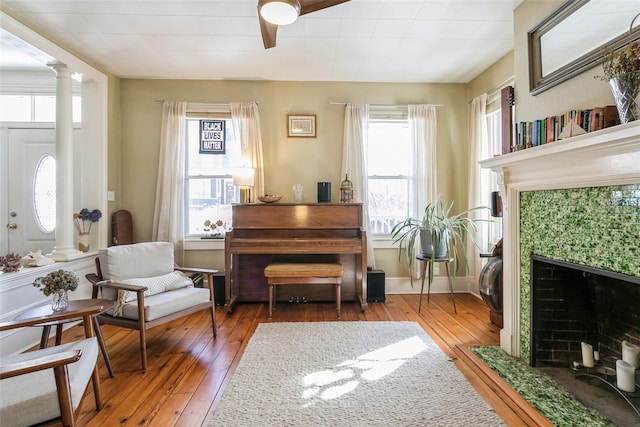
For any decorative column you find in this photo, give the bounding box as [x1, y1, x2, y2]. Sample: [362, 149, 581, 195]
[48, 63, 82, 260]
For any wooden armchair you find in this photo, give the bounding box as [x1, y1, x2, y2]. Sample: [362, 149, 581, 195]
[85, 242, 217, 370]
[0, 306, 103, 427]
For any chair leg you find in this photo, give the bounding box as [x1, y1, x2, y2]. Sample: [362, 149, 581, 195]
[52, 364, 75, 427]
[210, 306, 217, 338]
[139, 327, 147, 370]
[91, 364, 103, 410]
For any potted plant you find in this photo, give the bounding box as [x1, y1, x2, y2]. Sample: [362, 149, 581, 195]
[596, 14, 640, 123]
[391, 198, 489, 290]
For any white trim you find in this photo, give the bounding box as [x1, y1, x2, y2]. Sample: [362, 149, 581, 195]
[480, 121, 640, 357]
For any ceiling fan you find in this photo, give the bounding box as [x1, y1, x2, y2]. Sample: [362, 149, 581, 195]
[258, 0, 351, 49]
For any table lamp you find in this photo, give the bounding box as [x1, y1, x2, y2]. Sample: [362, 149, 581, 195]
[234, 168, 255, 204]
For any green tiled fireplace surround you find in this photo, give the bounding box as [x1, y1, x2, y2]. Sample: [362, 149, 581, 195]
[519, 184, 640, 361]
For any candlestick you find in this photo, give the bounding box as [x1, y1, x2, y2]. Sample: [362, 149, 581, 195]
[581, 342, 594, 368]
[622, 340, 640, 369]
[616, 359, 636, 393]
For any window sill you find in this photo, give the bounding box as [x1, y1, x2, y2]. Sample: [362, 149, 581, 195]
[184, 238, 225, 251]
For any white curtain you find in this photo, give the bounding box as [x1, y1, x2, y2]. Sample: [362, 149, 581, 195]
[152, 101, 187, 264]
[408, 104, 438, 277]
[231, 102, 265, 202]
[467, 93, 489, 282]
[341, 103, 375, 268]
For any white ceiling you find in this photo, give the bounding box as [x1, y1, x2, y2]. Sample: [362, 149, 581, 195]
[0, 0, 524, 83]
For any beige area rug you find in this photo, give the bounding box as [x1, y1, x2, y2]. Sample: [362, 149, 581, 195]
[208, 321, 505, 426]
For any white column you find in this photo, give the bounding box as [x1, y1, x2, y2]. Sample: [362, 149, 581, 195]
[48, 63, 82, 260]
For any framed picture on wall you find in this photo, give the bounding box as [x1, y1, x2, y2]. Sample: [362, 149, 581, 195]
[288, 115, 316, 138]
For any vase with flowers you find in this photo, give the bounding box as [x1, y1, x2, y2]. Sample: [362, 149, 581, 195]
[596, 14, 640, 123]
[33, 269, 79, 312]
[74, 208, 102, 252]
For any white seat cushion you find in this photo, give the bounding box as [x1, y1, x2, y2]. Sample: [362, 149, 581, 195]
[0, 337, 98, 427]
[106, 287, 210, 322]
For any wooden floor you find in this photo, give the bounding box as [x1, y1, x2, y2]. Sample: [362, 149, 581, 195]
[53, 293, 546, 426]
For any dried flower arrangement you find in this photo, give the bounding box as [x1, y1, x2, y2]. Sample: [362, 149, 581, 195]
[597, 41, 640, 81]
[33, 269, 79, 296]
[0, 252, 22, 272]
[73, 208, 102, 234]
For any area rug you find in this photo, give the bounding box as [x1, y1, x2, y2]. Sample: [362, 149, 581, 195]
[208, 321, 505, 426]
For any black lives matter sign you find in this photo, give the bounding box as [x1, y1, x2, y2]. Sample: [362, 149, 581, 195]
[199, 120, 226, 154]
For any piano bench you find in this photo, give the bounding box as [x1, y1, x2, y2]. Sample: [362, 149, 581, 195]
[264, 262, 343, 319]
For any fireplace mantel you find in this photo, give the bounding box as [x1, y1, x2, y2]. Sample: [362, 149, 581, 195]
[480, 121, 640, 357]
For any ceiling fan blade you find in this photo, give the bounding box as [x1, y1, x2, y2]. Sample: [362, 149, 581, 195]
[299, 0, 350, 16]
[259, 14, 279, 49]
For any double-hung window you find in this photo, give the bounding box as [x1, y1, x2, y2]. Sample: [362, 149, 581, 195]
[184, 114, 241, 236]
[481, 94, 504, 247]
[366, 109, 414, 239]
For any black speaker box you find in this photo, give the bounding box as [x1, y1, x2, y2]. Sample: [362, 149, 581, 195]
[317, 182, 331, 203]
[214, 272, 226, 306]
[367, 269, 385, 302]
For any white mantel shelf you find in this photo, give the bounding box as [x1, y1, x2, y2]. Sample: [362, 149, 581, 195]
[480, 120, 640, 191]
[479, 120, 640, 358]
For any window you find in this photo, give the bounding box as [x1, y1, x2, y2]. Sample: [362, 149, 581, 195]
[33, 154, 56, 232]
[0, 95, 81, 122]
[366, 116, 413, 236]
[481, 101, 504, 247]
[185, 116, 241, 236]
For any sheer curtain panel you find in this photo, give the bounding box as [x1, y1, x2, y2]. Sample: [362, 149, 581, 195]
[341, 103, 375, 268]
[152, 101, 187, 264]
[231, 102, 265, 202]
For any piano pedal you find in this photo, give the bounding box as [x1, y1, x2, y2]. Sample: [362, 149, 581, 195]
[301, 297, 307, 303]
[289, 297, 294, 303]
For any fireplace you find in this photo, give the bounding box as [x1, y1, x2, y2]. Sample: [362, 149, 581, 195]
[480, 121, 640, 359]
[530, 254, 640, 368]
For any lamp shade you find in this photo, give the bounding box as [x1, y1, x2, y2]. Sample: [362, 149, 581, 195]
[258, 0, 300, 25]
[233, 168, 255, 187]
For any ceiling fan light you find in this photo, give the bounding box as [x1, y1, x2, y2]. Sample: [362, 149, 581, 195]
[259, 0, 301, 26]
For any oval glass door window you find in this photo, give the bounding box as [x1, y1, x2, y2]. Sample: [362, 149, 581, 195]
[33, 154, 56, 233]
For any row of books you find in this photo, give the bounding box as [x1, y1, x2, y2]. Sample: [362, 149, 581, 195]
[513, 106, 620, 150]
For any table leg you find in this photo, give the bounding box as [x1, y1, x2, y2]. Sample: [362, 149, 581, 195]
[418, 260, 427, 313]
[39, 325, 52, 349]
[55, 324, 63, 345]
[93, 317, 115, 377]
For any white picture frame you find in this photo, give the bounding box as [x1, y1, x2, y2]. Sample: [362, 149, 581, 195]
[288, 115, 316, 138]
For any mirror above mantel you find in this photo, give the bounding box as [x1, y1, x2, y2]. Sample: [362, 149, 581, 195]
[528, 0, 640, 95]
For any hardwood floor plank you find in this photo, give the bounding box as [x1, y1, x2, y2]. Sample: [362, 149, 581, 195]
[40, 293, 553, 427]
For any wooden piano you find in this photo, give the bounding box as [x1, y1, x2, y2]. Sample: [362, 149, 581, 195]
[224, 203, 368, 312]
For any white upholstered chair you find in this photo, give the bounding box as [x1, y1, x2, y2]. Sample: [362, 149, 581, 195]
[85, 242, 217, 370]
[0, 306, 103, 427]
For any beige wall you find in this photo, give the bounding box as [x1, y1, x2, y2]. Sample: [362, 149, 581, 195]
[514, 1, 617, 122]
[117, 79, 469, 271]
[112, 0, 623, 276]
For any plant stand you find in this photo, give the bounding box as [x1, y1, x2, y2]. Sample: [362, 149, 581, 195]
[416, 254, 456, 313]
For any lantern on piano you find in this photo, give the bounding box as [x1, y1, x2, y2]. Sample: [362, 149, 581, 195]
[340, 174, 354, 203]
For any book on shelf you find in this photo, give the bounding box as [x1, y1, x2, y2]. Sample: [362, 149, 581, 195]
[512, 105, 620, 152]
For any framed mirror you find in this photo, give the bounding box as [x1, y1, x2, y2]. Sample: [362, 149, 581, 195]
[528, 0, 640, 95]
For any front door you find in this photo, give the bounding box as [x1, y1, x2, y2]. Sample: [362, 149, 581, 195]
[4, 127, 57, 255]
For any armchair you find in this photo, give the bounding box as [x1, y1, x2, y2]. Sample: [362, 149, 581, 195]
[85, 242, 217, 370]
[0, 306, 103, 427]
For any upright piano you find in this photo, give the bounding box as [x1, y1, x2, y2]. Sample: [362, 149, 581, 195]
[224, 203, 368, 312]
